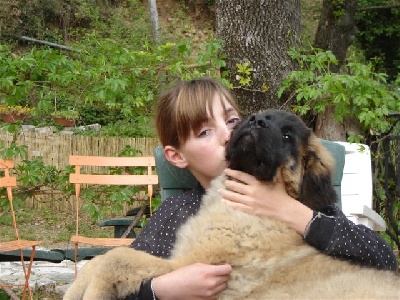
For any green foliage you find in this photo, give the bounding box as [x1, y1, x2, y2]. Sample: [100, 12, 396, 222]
[331, 0, 346, 17]
[236, 62, 254, 86]
[372, 129, 400, 251]
[279, 46, 400, 249]
[0, 36, 226, 136]
[0, 123, 69, 210]
[0, 44, 81, 121]
[0, 0, 103, 42]
[16, 157, 59, 188]
[0, 0, 227, 136]
[0, 289, 9, 300]
[0, 124, 28, 159]
[356, 0, 400, 81]
[278, 47, 400, 141]
[51, 110, 79, 120]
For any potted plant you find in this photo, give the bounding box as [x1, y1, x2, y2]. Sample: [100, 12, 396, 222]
[51, 110, 79, 127]
[0, 105, 34, 123]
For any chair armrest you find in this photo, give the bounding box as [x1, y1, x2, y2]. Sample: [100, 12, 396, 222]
[348, 205, 386, 231]
[336, 142, 386, 231]
[99, 218, 138, 238]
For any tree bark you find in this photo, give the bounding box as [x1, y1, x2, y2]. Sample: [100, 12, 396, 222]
[314, 0, 357, 71]
[215, 0, 301, 116]
[313, 0, 358, 140]
[148, 0, 160, 44]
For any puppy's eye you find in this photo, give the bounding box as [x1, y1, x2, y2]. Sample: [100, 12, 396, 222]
[283, 134, 292, 141]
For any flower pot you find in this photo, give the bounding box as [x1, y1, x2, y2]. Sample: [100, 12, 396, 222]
[53, 117, 76, 127]
[1, 113, 25, 123]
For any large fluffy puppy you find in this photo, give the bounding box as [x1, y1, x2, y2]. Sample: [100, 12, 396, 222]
[64, 109, 400, 300]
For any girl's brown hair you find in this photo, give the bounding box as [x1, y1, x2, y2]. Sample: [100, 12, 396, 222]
[155, 77, 240, 148]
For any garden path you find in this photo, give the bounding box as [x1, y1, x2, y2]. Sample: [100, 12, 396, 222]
[0, 254, 87, 298]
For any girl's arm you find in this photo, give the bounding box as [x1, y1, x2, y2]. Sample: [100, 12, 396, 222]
[221, 168, 398, 271]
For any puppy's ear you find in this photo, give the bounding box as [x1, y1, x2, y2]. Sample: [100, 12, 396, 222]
[300, 135, 337, 210]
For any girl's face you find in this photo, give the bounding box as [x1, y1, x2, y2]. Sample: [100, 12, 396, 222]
[174, 93, 240, 188]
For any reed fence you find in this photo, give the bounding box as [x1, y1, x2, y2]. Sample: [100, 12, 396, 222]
[0, 129, 160, 213]
[0, 130, 159, 168]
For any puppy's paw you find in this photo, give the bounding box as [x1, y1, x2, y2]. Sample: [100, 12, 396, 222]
[63, 256, 102, 299]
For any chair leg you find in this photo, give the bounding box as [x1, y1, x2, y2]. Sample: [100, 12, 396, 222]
[19, 246, 35, 300]
[18, 249, 27, 300]
[74, 242, 78, 278]
[25, 246, 36, 300]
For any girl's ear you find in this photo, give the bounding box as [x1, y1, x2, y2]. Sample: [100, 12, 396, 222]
[164, 145, 188, 169]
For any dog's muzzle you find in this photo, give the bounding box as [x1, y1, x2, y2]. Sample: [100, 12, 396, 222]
[226, 113, 285, 182]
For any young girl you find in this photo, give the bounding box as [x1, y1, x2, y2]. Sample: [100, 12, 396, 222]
[128, 77, 397, 300]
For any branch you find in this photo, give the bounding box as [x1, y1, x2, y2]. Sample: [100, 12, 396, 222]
[231, 85, 265, 93]
[14, 35, 79, 52]
[357, 5, 400, 11]
[136, 62, 212, 73]
[121, 204, 147, 238]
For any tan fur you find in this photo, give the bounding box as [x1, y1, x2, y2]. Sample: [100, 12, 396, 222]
[282, 134, 335, 205]
[64, 173, 400, 299]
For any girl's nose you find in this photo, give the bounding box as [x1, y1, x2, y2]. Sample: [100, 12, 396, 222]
[221, 125, 231, 145]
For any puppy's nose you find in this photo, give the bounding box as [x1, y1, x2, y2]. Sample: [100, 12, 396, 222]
[249, 115, 269, 128]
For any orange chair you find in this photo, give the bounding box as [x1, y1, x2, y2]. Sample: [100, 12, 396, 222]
[0, 159, 42, 300]
[69, 155, 158, 276]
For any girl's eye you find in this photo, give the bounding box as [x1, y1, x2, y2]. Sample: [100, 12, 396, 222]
[227, 117, 241, 129]
[198, 129, 212, 138]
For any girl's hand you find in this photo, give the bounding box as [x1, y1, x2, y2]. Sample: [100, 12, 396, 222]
[220, 168, 313, 235]
[152, 263, 232, 300]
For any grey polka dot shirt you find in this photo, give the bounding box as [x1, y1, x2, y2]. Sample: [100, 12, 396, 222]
[304, 205, 398, 271]
[131, 184, 205, 258]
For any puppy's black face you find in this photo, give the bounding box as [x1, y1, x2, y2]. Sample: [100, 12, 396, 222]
[225, 109, 337, 210]
[226, 109, 311, 182]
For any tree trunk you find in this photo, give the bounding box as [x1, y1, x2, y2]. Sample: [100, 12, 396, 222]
[314, 0, 357, 71]
[148, 0, 160, 44]
[215, 0, 301, 116]
[313, 0, 358, 140]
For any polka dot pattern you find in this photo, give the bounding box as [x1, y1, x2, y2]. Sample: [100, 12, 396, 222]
[131, 184, 204, 258]
[305, 205, 397, 271]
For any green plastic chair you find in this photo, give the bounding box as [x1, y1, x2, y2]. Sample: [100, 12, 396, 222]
[153, 140, 346, 208]
[153, 146, 198, 201]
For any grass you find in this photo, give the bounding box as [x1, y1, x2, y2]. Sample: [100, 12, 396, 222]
[0, 198, 117, 249]
[0, 287, 64, 300]
[0, 196, 131, 300]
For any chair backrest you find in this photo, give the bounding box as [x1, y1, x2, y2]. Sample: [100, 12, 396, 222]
[154, 141, 346, 207]
[335, 142, 386, 231]
[69, 155, 159, 237]
[153, 146, 198, 201]
[0, 159, 19, 238]
[320, 139, 346, 208]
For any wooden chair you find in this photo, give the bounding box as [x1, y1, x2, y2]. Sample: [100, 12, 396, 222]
[0, 159, 42, 300]
[69, 155, 158, 276]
